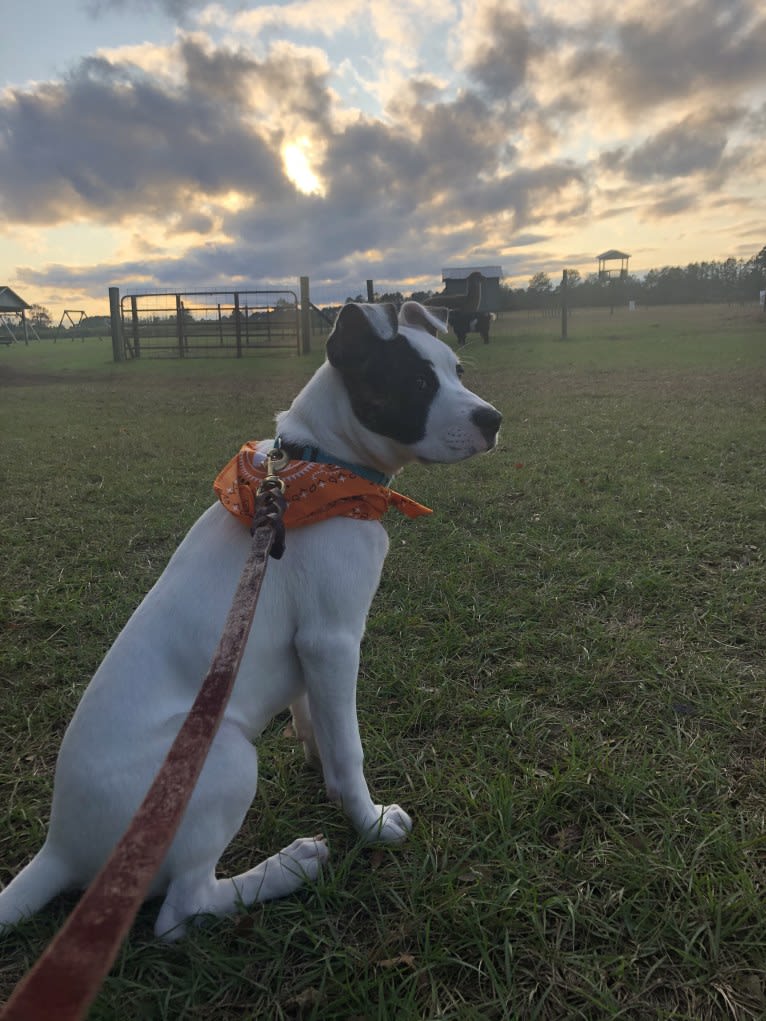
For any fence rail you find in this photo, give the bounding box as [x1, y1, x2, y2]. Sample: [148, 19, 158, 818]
[119, 289, 301, 359]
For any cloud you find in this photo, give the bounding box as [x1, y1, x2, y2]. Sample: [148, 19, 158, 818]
[84, 0, 206, 22]
[16, 133, 589, 301]
[611, 2, 766, 111]
[204, 0, 363, 40]
[5, 0, 766, 307]
[0, 38, 341, 226]
[542, 0, 766, 119]
[601, 109, 737, 183]
[645, 189, 700, 220]
[459, 2, 540, 100]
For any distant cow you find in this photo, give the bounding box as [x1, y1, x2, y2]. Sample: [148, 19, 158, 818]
[449, 310, 495, 346]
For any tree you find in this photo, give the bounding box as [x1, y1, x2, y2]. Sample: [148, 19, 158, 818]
[528, 271, 553, 295]
[527, 272, 553, 310]
[754, 246, 766, 283]
[28, 304, 52, 329]
[720, 258, 739, 304]
[378, 291, 405, 306]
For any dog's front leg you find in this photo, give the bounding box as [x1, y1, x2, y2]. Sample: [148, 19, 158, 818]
[297, 635, 412, 844]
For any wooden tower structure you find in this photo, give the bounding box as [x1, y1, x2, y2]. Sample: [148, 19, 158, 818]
[597, 250, 630, 281]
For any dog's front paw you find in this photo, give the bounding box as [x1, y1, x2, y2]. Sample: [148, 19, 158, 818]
[362, 804, 412, 845]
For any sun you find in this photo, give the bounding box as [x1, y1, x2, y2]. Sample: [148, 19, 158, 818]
[281, 138, 325, 196]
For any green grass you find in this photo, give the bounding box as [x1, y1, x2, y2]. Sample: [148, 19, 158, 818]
[1, 304, 765, 1019]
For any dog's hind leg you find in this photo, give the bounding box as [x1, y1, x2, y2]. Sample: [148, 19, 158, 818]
[154, 836, 329, 940]
[152, 720, 327, 941]
[0, 845, 75, 934]
[290, 693, 322, 770]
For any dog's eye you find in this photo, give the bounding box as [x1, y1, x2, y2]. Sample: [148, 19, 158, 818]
[415, 376, 429, 391]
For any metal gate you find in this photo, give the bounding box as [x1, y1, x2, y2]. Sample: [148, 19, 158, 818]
[120, 289, 301, 359]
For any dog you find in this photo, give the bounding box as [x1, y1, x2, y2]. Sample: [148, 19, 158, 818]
[0, 300, 501, 941]
[449, 310, 495, 346]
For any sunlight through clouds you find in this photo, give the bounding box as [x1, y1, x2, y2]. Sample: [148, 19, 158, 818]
[281, 139, 325, 196]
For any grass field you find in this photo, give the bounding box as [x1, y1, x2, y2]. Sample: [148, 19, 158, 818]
[1, 304, 765, 1019]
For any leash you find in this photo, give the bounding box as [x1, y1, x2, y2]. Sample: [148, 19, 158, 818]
[0, 446, 289, 1021]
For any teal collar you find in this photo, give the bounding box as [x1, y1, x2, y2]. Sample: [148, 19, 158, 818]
[276, 437, 393, 487]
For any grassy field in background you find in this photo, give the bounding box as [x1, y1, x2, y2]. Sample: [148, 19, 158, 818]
[1, 304, 764, 1019]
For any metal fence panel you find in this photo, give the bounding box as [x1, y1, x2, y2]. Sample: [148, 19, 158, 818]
[120, 289, 301, 359]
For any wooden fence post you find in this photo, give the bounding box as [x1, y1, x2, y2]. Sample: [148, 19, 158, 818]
[175, 294, 186, 358]
[366, 279, 374, 302]
[130, 295, 141, 359]
[561, 269, 568, 339]
[233, 293, 242, 358]
[108, 287, 124, 362]
[299, 277, 311, 355]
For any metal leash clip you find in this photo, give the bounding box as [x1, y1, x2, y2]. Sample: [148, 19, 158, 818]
[259, 439, 289, 495]
[253, 438, 289, 558]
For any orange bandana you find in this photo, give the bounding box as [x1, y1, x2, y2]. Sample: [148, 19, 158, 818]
[214, 441, 432, 530]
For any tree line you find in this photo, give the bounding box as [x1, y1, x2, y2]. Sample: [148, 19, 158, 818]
[506, 246, 766, 311]
[367, 245, 766, 312]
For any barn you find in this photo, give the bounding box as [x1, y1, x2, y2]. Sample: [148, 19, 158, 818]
[440, 266, 503, 312]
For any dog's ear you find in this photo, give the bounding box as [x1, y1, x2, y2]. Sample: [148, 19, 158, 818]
[326, 302, 399, 367]
[399, 301, 449, 337]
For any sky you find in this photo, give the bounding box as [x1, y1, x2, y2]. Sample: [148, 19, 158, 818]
[1, 0, 765, 317]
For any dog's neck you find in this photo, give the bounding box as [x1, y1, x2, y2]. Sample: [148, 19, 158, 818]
[274, 362, 416, 480]
[278, 439, 393, 486]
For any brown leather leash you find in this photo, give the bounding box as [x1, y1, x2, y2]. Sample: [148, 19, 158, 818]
[0, 449, 289, 1021]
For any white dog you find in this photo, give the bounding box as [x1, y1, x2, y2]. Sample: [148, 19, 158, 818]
[0, 301, 501, 940]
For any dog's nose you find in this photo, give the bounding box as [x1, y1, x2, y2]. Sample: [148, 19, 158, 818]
[472, 405, 502, 446]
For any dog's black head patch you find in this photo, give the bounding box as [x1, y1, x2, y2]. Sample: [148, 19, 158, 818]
[327, 303, 439, 444]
